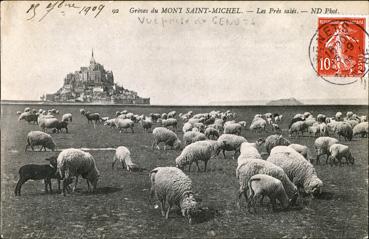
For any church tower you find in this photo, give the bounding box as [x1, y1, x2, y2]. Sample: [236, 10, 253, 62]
[90, 49, 96, 70]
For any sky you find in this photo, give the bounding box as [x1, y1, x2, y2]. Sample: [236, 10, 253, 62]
[1, 1, 368, 105]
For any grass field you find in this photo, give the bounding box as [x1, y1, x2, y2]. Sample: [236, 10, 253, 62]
[1, 104, 368, 238]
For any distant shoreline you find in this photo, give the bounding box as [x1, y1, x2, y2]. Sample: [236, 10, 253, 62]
[1, 100, 368, 107]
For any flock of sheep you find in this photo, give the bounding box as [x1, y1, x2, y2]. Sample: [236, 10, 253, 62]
[16, 106, 368, 223]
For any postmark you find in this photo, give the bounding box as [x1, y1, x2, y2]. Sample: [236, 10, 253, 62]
[309, 16, 369, 85]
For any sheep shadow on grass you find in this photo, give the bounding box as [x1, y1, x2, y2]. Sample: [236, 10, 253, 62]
[78, 186, 123, 195]
[314, 191, 334, 200]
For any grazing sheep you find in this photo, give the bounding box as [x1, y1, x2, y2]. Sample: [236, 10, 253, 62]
[316, 114, 326, 123]
[224, 123, 242, 135]
[264, 134, 290, 154]
[247, 174, 290, 212]
[114, 118, 135, 133]
[161, 118, 178, 131]
[236, 158, 298, 207]
[55, 121, 68, 133]
[250, 118, 267, 132]
[149, 167, 198, 223]
[183, 131, 207, 145]
[204, 127, 220, 140]
[161, 113, 168, 120]
[25, 131, 56, 151]
[345, 119, 359, 128]
[216, 134, 247, 159]
[353, 122, 368, 138]
[182, 122, 193, 133]
[175, 140, 220, 172]
[288, 144, 309, 159]
[152, 127, 181, 150]
[168, 111, 177, 118]
[15, 156, 61, 196]
[18, 112, 38, 124]
[314, 137, 339, 164]
[308, 123, 320, 137]
[140, 117, 153, 133]
[61, 113, 72, 122]
[267, 146, 323, 197]
[192, 122, 205, 133]
[289, 121, 309, 137]
[150, 113, 161, 122]
[238, 142, 263, 165]
[335, 112, 343, 121]
[335, 122, 353, 141]
[57, 148, 100, 196]
[38, 116, 59, 132]
[104, 119, 116, 128]
[319, 123, 329, 136]
[82, 111, 101, 124]
[112, 146, 140, 171]
[328, 144, 355, 166]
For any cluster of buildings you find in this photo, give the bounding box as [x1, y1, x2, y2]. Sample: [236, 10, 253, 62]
[42, 51, 150, 104]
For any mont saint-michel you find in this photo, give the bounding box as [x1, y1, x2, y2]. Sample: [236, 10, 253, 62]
[41, 51, 150, 104]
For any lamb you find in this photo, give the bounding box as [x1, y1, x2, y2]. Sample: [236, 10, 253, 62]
[149, 167, 199, 223]
[175, 140, 220, 172]
[114, 118, 135, 133]
[328, 144, 355, 166]
[183, 131, 207, 145]
[267, 146, 323, 197]
[236, 158, 298, 207]
[288, 144, 309, 159]
[247, 174, 290, 212]
[15, 156, 61, 196]
[204, 127, 220, 140]
[140, 117, 153, 133]
[224, 123, 242, 135]
[152, 127, 181, 150]
[353, 122, 368, 138]
[18, 112, 38, 124]
[264, 134, 290, 154]
[25, 131, 56, 151]
[335, 122, 353, 141]
[314, 136, 339, 164]
[289, 121, 309, 137]
[161, 118, 178, 131]
[216, 134, 247, 159]
[57, 148, 100, 196]
[112, 146, 140, 171]
[61, 113, 73, 122]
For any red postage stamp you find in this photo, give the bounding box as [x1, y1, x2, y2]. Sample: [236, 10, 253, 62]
[317, 17, 366, 77]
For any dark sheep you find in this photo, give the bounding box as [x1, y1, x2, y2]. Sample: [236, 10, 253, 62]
[55, 121, 69, 133]
[14, 156, 61, 196]
[82, 111, 101, 124]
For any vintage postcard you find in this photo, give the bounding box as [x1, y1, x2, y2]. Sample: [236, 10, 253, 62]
[1, 1, 368, 238]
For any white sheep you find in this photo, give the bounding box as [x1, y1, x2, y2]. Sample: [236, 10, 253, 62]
[183, 131, 207, 145]
[239, 142, 263, 162]
[264, 134, 291, 154]
[18, 112, 38, 124]
[152, 127, 181, 150]
[149, 167, 198, 223]
[114, 118, 135, 133]
[168, 111, 177, 118]
[335, 122, 353, 141]
[216, 134, 247, 159]
[335, 112, 343, 121]
[25, 131, 56, 152]
[353, 122, 368, 138]
[182, 122, 193, 133]
[267, 146, 323, 197]
[289, 121, 309, 137]
[249, 118, 267, 132]
[328, 144, 355, 166]
[319, 122, 329, 136]
[175, 140, 220, 172]
[288, 143, 309, 159]
[161, 118, 178, 130]
[314, 137, 339, 164]
[112, 146, 139, 171]
[224, 123, 242, 135]
[247, 174, 291, 212]
[236, 158, 298, 207]
[140, 117, 153, 133]
[61, 113, 73, 122]
[38, 116, 59, 132]
[57, 148, 100, 196]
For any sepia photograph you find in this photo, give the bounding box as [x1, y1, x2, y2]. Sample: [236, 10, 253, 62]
[1, 1, 368, 238]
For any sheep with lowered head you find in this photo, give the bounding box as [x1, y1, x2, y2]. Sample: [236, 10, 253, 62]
[335, 122, 353, 141]
[204, 127, 220, 140]
[288, 143, 309, 159]
[328, 144, 355, 166]
[314, 136, 339, 164]
[149, 167, 199, 223]
[62, 113, 72, 122]
[353, 122, 368, 138]
[267, 146, 323, 197]
[247, 174, 291, 212]
[114, 118, 135, 133]
[112, 146, 140, 171]
[183, 131, 207, 146]
[224, 122, 242, 135]
[18, 112, 38, 124]
[216, 134, 247, 159]
[264, 134, 290, 154]
[57, 148, 100, 196]
[289, 121, 309, 137]
[152, 127, 181, 150]
[236, 158, 298, 207]
[25, 131, 56, 152]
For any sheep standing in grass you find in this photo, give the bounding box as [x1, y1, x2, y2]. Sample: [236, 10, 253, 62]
[314, 137, 339, 164]
[25, 131, 56, 151]
[289, 121, 309, 137]
[140, 117, 153, 133]
[175, 140, 220, 172]
[114, 118, 135, 133]
[62, 113, 72, 122]
[224, 122, 242, 135]
[18, 112, 38, 124]
[216, 134, 247, 159]
[55, 121, 68, 133]
[150, 167, 198, 223]
[250, 118, 267, 132]
[236, 158, 298, 207]
[353, 122, 368, 138]
[264, 134, 290, 154]
[205, 127, 220, 140]
[15, 156, 61, 196]
[335, 122, 353, 141]
[328, 144, 355, 166]
[168, 111, 177, 118]
[267, 146, 323, 197]
[57, 148, 100, 196]
[288, 144, 309, 159]
[38, 116, 59, 132]
[247, 174, 290, 212]
[112, 146, 139, 171]
[152, 127, 181, 150]
[183, 131, 207, 145]
[182, 122, 193, 133]
[161, 118, 178, 131]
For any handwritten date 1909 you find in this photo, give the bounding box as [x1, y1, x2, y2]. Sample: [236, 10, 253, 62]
[26, 1, 105, 22]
